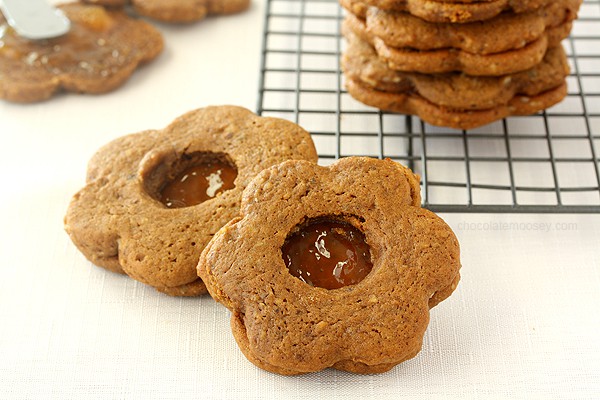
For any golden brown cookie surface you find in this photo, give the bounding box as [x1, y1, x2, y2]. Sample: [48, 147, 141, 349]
[0, 2, 163, 103]
[65, 106, 318, 296]
[198, 157, 461, 374]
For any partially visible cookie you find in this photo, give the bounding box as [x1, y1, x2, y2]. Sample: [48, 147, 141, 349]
[84, 0, 126, 6]
[357, 0, 554, 23]
[205, 0, 250, 15]
[0, 2, 163, 103]
[346, 77, 567, 130]
[65, 106, 318, 296]
[343, 13, 572, 76]
[342, 30, 570, 110]
[340, 0, 369, 18]
[366, 0, 579, 54]
[84, 0, 250, 22]
[198, 157, 461, 374]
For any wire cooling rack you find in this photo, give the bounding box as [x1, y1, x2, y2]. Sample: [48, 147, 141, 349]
[256, 0, 600, 213]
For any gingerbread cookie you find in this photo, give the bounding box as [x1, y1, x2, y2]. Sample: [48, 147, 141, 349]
[357, 0, 554, 23]
[342, 31, 570, 111]
[365, 0, 579, 54]
[198, 157, 461, 374]
[0, 2, 163, 103]
[343, 13, 572, 76]
[83, 0, 250, 23]
[65, 106, 318, 296]
[346, 77, 567, 130]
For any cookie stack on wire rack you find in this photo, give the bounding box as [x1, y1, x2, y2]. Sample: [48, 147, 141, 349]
[340, 0, 582, 130]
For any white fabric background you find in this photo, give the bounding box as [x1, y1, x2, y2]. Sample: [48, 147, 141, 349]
[1, 0, 600, 398]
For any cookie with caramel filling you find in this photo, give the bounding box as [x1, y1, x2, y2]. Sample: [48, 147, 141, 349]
[0, 2, 163, 103]
[198, 157, 461, 374]
[64, 106, 317, 296]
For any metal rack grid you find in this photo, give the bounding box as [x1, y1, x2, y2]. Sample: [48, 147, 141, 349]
[256, 0, 600, 213]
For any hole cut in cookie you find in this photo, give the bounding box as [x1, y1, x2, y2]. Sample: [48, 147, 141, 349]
[144, 151, 238, 208]
[282, 216, 373, 290]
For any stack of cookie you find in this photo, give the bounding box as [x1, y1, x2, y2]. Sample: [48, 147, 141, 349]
[340, 0, 582, 129]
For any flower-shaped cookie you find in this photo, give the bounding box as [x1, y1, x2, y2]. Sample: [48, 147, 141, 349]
[65, 106, 318, 296]
[358, 0, 555, 23]
[83, 0, 250, 23]
[198, 157, 461, 374]
[0, 2, 163, 103]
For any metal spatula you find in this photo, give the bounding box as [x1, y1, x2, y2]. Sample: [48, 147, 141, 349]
[0, 0, 70, 40]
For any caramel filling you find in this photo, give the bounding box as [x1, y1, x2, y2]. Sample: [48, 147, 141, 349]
[160, 162, 236, 208]
[282, 219, 373, 289]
